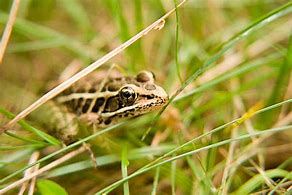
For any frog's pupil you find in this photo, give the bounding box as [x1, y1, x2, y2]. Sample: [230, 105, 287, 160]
[123, 90, 131, 98]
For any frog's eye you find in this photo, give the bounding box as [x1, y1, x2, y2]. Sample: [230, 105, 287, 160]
[136, 71, 155, 82]
[119, 86, 137, 105]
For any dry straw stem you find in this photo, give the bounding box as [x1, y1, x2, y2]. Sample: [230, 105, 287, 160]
[0, 0, 20, 64]
[0, 146, 86, 194]
[18, 152, 40, 195]
[0, 0, 186, 134]
[220, 80, 241, 195]
[249, 160, 276, 189]
[27, 156, 40, 195]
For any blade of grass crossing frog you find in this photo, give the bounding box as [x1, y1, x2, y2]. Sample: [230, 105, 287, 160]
[4, 131, 48, 146]
[0, 107, 61, 145]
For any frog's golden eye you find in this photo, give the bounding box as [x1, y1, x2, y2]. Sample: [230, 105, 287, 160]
[119, 86, 137, 105]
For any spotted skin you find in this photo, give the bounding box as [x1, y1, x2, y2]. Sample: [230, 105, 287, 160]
[50, 71, 168, 143]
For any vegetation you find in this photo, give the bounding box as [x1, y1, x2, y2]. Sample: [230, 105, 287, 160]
[0, 0, 291, 194]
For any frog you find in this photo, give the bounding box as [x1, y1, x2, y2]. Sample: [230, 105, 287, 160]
[47, 70, 168, 144]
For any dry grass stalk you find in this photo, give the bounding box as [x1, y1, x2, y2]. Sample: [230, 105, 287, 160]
[0, 0, 20, 64]
[0, 146, 86, 194]
[18, 152, 40, 195]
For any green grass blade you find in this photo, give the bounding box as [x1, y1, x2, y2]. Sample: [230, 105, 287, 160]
[7, 38, 65, 53]
[59, 0, 93, 40]
[0, 149, 33, 168]
[0, 144, 45, 150]
[44, 145, 174, 178]
[0, 107, 61, 146]
[4, 131, 48, 145]
[133, 0, 145, 66]
[106, 0, 143, 71]
[121, 146, 130, 195]
[258, 34, 292, 129]
[0, 11, 93, 59]
[277, 157, 292, 169]
[232, 169, 292, 195]
[134, 0, 143, 32]
[151, 167, 161, 195]
[175, 52, 282, 102]
[0, 122, 124, 184]
[171, 155, 176, 195]
[108, 0, 130, 43]
[37, 179, 68, 195]
[173, 0, 183, 83]
[186, 155, 216, 194]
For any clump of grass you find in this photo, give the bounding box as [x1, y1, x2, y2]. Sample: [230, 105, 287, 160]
[0, 1, 292, 194]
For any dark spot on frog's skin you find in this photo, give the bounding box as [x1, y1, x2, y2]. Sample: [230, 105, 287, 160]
[140, 94, 155, 99]
[70, 98, 79, 110]
[127, 108, 135, 113]
[77, 98, 83, 107]
[104, 118, 111, 125]
[125, 77, 132, 82]
[82, 99, 92, 113]
[89, 88, 96, 93]
[92, 97, 105, 113]
[145, 84, 156, 90]
[107, 84, 120, 92]
[104, 96, 121, 112]
[70, 98, 83, 114]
